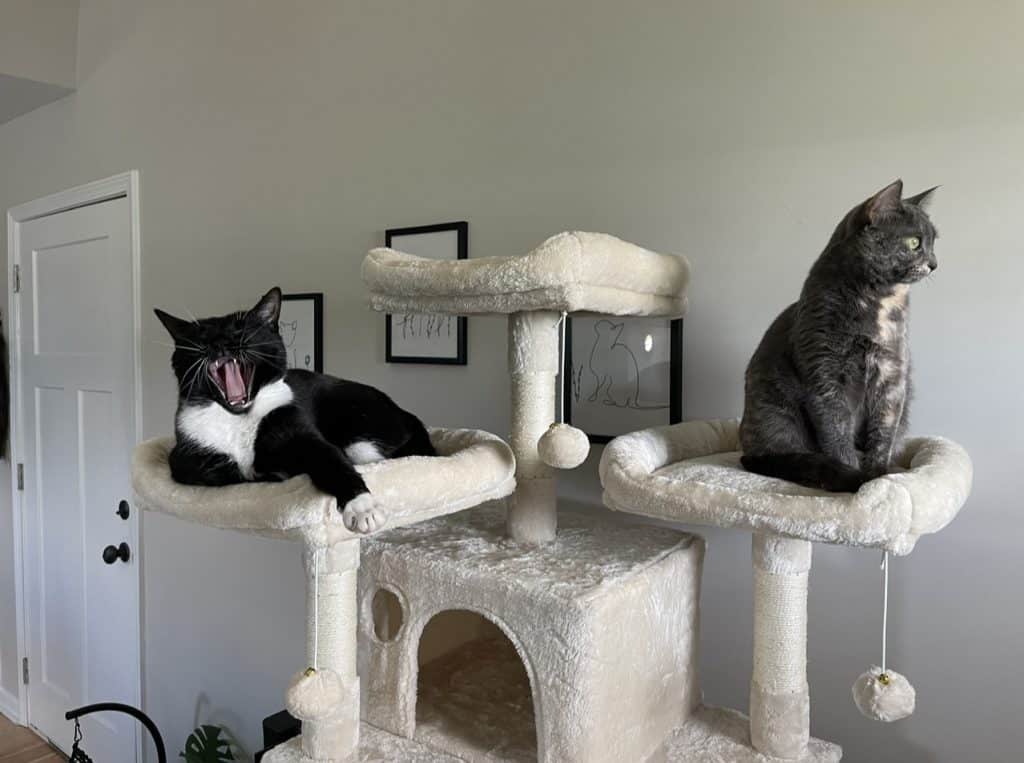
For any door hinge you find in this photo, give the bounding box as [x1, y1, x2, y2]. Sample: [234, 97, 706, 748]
[22, 657, 28, 685]
[12, 264, 19, 293]
[16, 463, 23, 491]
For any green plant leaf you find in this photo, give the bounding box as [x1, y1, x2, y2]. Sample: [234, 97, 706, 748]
[179, 724, 235, 763]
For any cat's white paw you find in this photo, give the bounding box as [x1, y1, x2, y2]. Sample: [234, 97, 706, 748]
[341, 492, 387, 534]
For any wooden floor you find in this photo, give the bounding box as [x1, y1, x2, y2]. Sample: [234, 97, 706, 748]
[0, 715, 65, 763]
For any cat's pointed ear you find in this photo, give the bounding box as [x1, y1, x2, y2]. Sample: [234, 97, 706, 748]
[250, 287, 282, 325]
[864, 179, 904, 224]
[906, 185, 939, 210]
[154, 308, 195, 342]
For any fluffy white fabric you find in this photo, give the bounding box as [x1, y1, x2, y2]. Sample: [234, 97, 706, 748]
[415, 633, 536, 761]
[362, 231, 689, 317]
[664, 706, 842, 762]
[537, 423, 590, 469]
[262, 723, 462, 762]
[359, 506, 703, 763]
[600, 419, 972, 555]
[131, 428, 516, 547]
[852, 668, 916, 722]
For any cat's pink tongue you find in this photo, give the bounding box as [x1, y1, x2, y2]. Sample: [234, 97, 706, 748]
[222, 360, 247, 404]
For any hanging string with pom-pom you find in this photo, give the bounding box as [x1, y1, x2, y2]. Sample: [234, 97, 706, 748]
[852, 551, 916, 721]
[287, 546, 344, 723]
[538, 311, 589, 469]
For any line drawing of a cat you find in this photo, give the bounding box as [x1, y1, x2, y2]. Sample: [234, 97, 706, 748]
[587, 320, 641, 408]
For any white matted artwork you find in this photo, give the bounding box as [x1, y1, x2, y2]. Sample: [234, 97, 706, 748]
[563, 317, 682, 443]
[385, 221, 468, 365]
[279, 293, 323, 372]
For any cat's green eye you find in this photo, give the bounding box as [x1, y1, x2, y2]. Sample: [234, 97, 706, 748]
[905, 236, 921, 250]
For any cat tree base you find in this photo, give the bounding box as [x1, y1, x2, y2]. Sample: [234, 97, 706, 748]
[662, 706, 841, 763]
[263, 723, 462, 762]
[358, 504, 704, 763]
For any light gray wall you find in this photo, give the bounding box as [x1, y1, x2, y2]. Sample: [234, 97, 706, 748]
[0, 1, 1020, 760]
[0, 0, 78, 88]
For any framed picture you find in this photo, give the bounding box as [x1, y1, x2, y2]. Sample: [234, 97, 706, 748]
[279, 293, 323, 373]
[384, 221, 468, 365]
[563, 317, 682, 443]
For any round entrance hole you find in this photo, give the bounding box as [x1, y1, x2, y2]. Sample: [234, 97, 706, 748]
[371, 588, 404, 642]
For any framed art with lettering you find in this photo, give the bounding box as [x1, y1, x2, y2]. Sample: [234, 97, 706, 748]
[384, 221, 468, 365]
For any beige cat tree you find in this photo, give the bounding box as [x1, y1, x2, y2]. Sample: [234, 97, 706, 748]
[133, 231, 971, 762]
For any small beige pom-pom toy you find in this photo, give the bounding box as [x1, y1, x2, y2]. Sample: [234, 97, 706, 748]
[538, 423, 590, 469]
[853, 667, 916, 722]
[853, 552, 916, 722]
[286, 666, 344, 721]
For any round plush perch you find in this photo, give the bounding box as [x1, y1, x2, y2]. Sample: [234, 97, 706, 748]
[852, 668, 916, 722]
[599, 418, 972, 555]
[132, 427, 516, 546]
[362, 230, 689, 317]
[538, 423, 590, 469]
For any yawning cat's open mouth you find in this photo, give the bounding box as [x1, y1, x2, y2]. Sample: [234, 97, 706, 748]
[209, 356, 254, 408]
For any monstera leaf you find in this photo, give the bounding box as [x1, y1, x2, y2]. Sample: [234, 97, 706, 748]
[179, 725, 235, 763]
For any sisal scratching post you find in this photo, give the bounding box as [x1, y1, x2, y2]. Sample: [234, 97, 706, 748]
[296, 541, 361, 761]
[750, 533, 812, 759]
[507, 310, 561, 544]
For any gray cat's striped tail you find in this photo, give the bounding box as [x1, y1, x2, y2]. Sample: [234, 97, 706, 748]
[741, 453, 867, 493]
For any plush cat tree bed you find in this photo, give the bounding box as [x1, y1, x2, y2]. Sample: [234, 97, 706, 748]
[600, 418, 972, 760]
[600, 419, 972, 555]
[133, 428, 515, 546]
[132, 428, 517, 762]
[363, 230, 689, 317]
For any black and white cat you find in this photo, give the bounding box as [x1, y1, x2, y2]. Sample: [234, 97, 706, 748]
[155, 287, 435, 533]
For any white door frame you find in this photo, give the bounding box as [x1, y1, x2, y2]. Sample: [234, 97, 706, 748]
[5, 172, 142, 741]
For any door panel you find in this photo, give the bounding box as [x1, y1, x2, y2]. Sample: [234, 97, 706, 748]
[17, 196, 139, 761]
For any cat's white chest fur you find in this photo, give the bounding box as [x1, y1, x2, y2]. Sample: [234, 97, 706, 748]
[177, 379, 294, 479]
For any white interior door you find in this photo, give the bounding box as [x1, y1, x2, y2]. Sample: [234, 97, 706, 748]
[14, 195, 139, 760]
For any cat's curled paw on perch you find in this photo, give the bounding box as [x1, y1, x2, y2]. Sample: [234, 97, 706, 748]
[341, 492, 387, 534]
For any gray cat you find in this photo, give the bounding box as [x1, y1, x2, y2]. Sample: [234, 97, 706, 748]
[740, 180, 938, 492]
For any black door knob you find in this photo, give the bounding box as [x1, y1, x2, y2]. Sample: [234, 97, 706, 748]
[116, 500, 130, 520]
[102, 542, 131, 564]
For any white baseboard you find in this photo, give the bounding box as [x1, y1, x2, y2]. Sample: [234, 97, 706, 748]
[0, 684, 23, 724]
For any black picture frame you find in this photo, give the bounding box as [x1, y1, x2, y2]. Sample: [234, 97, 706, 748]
[279, 292, 324, 373]
[563, 317, 683, 444]
[384, 221, 468, 365]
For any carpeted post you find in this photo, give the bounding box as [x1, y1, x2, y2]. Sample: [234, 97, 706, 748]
[750, 532, 812, 759]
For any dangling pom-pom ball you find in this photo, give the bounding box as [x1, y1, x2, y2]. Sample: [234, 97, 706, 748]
[287, 667, 344, 721]
[538, 423, 590, 469]
[852, 667, 916, 722]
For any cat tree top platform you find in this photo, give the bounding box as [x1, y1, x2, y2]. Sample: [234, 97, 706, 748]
[362, 231, 689, 317]
[600, 419, 972, 555]
[132, 427, 516, 547]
